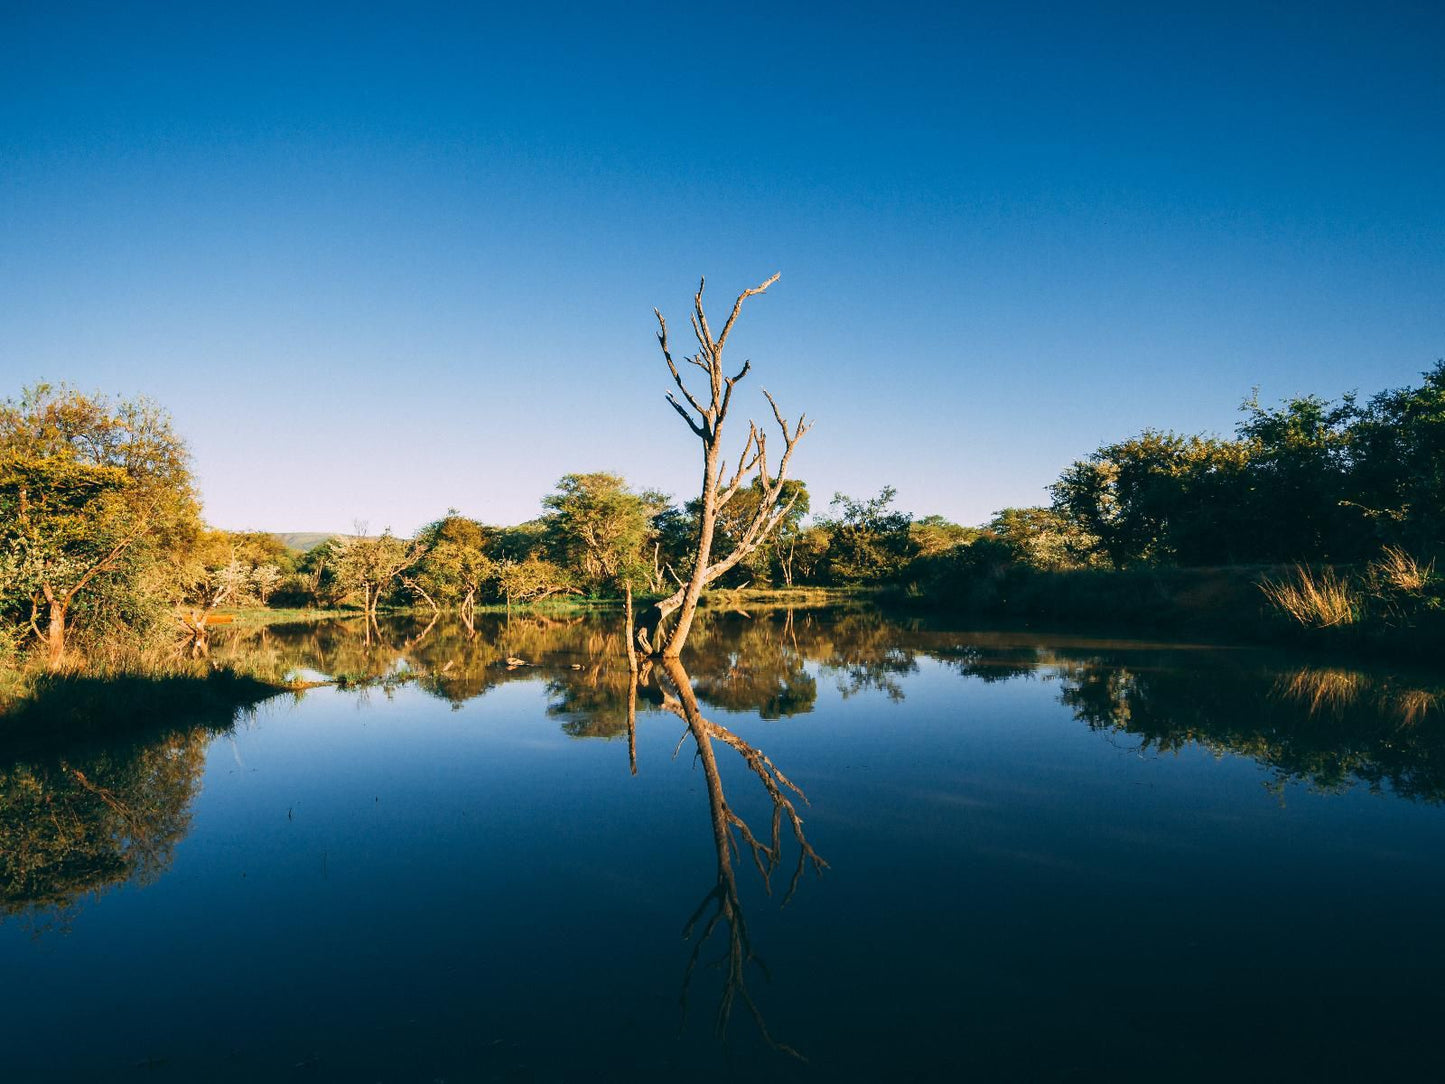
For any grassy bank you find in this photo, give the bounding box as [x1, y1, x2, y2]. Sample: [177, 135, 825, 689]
[0, 665, 291, 752]
[890, 558, 1444, 665]
[696, 586, 869, 609]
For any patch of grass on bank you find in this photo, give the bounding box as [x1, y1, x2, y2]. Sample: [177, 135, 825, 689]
[222, 606, 362, 626]
[891, 554, 1445, 665]
[1259, 567, 1360, 628]
[1254, 549, 1444, 657]
[0, 665, 290, 749]
[698, 586, 871, 608]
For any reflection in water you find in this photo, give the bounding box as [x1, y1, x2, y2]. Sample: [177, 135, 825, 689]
[1050, 651, 1445, 800]
[656, 658, 827, 1058]
[6, 604, 1445, 1065]
[230, 610, 1443, 804]
[0, 726, 209, 933]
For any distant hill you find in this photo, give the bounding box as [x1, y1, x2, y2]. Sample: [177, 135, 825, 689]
[271, 532, 343, 553]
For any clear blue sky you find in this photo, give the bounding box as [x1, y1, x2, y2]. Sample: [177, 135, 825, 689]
[3, 1, 1442, 533]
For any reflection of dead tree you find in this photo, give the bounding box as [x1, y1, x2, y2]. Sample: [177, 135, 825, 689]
[401, 608, 440, 651]
[175, 546, 246, 658]
[657, 658, 826, 1058]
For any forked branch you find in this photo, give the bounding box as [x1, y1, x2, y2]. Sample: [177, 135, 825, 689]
[645, 273, 810, 658]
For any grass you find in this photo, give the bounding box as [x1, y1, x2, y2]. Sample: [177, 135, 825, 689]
[1258, 566, 1360, 628]
[1372, 546, 1437, 594]
[698, 586, 867, 609]
[1254, 547, 1443, 660]
[0, 666, 290, 751]
[222, 605, 362, 625]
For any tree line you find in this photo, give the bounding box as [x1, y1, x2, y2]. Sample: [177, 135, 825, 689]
[6, 361, 1442, 672]
[0, 377, 953, 672]
[4, 263, 1439, 676]
[1042, 362, 1445, 569]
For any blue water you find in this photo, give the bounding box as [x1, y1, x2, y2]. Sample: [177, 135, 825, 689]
[3, 612, 1443, 1081]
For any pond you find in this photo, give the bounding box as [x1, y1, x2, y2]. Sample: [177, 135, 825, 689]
[3, 608, 1444, 1081]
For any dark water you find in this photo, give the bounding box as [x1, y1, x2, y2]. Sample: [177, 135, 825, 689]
[4, 609, 1445, 1082]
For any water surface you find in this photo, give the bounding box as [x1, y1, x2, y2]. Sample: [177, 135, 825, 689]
[4, 609, 1444, 1081]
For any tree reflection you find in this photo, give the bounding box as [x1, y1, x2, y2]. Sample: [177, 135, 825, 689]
[0, 726, 209, 932]
[1052, 651, 1445, 800]
[655, 658, 826, 1059]
[210, 609, 1445, 807]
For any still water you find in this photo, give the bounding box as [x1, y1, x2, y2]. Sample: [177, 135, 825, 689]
[3, 608, 1444, 1081]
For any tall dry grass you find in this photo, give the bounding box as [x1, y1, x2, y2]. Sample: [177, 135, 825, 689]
[1368, 546, 1437, 596]
[1258, 566, 1359, 628]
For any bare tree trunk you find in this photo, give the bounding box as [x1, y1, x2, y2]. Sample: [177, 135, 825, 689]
[624, 581, 638, 675]
[460, 588, 476, 636]
[44, 592, 67, 670]
[664, 438, 723, 657]
[402, 576, 441, 616]
[647, 274, 810, 659]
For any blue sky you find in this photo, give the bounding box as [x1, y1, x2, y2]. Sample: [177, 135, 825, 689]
[3, 1, 1442, 533]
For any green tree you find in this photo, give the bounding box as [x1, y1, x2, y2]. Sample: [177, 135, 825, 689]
[825, 487, 914, 583]
[542, 473, 667, 594]
[289, 538, 346, 608]
[909, 514, 980, 558]
[1350, 361, 1445, 559]
[987, 506, 1098, 570]
[1236, 392, 1363, 562]
[1049, 430, 1250, 567]
[331, 528, 424, 618]
[0, 385, 200, 667]
[785, 524, 831, 585]
[496, 555, 574, 610]
[411, 513, 495, 626]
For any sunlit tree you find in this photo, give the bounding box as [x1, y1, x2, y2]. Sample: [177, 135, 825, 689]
[411, 513, 495, 627]
[542, 473, 667, 594]
[0, 385, 200, 667]
[825, 486, 914, 583]
[331, 528, 424, 618]
[644, 274, 811, 657]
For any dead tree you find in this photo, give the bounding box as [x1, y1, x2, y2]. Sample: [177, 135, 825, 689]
[175, 548, 247, 659]
[642, 274, 811, 658]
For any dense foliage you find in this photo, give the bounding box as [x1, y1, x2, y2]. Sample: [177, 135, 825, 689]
[1045, 363, 1445, 569]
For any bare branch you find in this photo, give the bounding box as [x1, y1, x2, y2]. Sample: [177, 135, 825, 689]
[647, 272, 806, 657]
[656, 309, 710, 417]
[716, 273, 780, 352]
[666, 393, 707, 438]
[719, 359, 752, 419]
